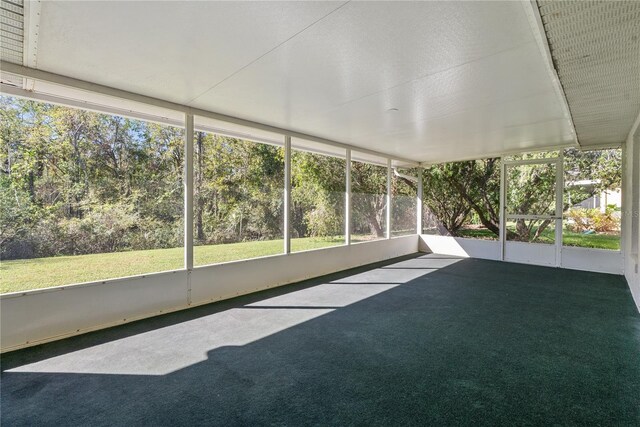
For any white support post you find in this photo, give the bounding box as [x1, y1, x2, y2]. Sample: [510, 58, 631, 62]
[621, 142, 627, 257]
[416, 167, 423, 235]
[386, 158, 392, 239]
[345, 149, 352, 245]
[499, 158, 506, 261]
[284, 136, 291, 254]
[184, 114, 194, 272]
[555, 153, 564, 267]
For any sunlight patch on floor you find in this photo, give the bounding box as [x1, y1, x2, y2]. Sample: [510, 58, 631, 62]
[7, 256, 461, 377]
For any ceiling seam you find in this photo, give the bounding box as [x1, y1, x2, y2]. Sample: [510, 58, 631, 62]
[185, 1, 351, 107]
[321, 40, 538, 111]
[318, 88, 564, 144]
[278, 40, 540, 130]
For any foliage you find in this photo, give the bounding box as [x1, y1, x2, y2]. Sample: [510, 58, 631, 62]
[391, 169, 417, 235]
[565, 206, 620, 233]
[0, 97, 385, 265]
[423, 159, 500, 236]
[1, 96, 184, 259]
[193, 132, 284, 244]
[423, 149, 621, 243]
[505, 161, 557, 242]
[291, 151, 344, 238]
[423, 164, 471, 234]
[0, 95, 623, 266]
[351, 161, 387, 237]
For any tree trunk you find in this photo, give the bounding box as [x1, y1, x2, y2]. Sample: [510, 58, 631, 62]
[368, 213, 384, 237]
[516, 219, 529, 241]
[532, 219, 552, 242]
[436, 222, 450, 235]
[447, 178, 501, 236]
[196, 132, 205, 241]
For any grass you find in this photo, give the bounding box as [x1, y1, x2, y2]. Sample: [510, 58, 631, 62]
[1, 228, 619, 294]
[0, 236, 357, 294]
[456, 228, 499, 240]
[560, 231, 621, 251]
[456, 227, 620, 250]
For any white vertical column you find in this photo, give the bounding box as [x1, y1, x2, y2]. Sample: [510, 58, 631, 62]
[386, 158, 392, 239]
[416, 167, 423, 235]
[555, 152, 564, 267]
[184, 113, 194, 272]
[284, 135, 291, 254]
[345, 149, 352, 245]
[499, 158, 506, 261]
[621, 143, 627, 259]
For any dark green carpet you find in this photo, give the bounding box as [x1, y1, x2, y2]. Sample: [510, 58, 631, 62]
[2, 254, 640, 426]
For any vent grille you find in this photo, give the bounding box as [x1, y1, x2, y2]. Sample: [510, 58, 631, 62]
[538, 0, 640, 146]
[1, 0, 24, 64]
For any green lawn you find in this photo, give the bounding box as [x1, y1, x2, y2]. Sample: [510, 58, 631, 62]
[1, 229, 619, 294]
[0, 236, 351, 294]
[560, 231, 620, 250]
[456, 227, 620, 250]
[456, 228, 499, 240]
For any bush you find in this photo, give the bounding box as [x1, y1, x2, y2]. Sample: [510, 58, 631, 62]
[566, 207, 620, 233]
[306, 203, 342, 238]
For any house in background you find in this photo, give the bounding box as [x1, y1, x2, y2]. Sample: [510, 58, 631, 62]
[567, 180, 622, 212]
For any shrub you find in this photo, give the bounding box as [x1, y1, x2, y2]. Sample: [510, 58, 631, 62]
[306, 203, 342, 238]
[566, 207, 620, 233]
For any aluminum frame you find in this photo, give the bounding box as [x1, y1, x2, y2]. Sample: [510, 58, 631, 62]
[284, 136, 292, 254]
[416, 167, 423, 235]
[386, 158, 392, 239]
[185, 114, 194, 271]
[345, 149, 352, 245]
[500, 156, 564, 266]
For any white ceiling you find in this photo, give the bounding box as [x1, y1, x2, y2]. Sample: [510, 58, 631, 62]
[4, 0, 579, 163]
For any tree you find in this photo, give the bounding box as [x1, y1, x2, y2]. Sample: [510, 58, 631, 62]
[391, 168, 417, 234]
[291, 151, 344, 238]
[0, 94, 624, 260]
[192, 133, 284, 245]
[423, 164, 471, 235]
[351, 161, 387, 237]
[421, 149, 621, 242]
[1, 96, 185, 259]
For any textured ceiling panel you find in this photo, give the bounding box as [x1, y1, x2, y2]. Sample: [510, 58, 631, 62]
[183, 1, 575, 162]
[538, 0, 640, 147]
[0, 0, 23, 64]
[5, 1, 578, 162]
[35, 1, 344, 105]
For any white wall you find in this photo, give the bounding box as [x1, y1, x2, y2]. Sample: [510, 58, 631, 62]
[0, 236, 418, 352]
[560, 246, 623, 275]
[419, 235, 501, 260]
[190, 237, 418, 305]
[624, 116, 640, 311]
[420, 235, 623, 275]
